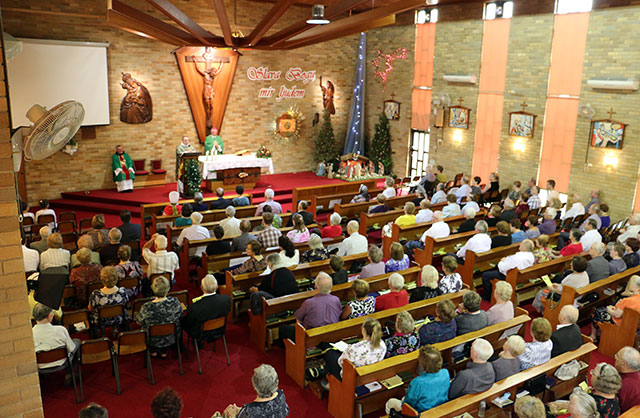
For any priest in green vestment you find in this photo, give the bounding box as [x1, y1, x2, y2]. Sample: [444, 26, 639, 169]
[204, 127, 224, 155]
[112, 145, 135, 192]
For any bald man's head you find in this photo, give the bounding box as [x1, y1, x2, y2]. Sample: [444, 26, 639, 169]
[559, 305, 578, 325]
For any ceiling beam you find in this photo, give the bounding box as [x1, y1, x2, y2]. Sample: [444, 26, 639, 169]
[146, 0, 224, 46]
[281, 15, 396, 49]
[260, 0, 371, 46]
[211, 0, 235, 47]
[242, 0, 297, 47]
[107, 0, 200, 45]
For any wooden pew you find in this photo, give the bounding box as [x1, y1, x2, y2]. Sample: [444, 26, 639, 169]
[418, 342, 597, 418]
[248, 267, 421, 352]
[599, 308, 640, 358]
[152, 204, 261, 236]
[358, 209, 403, 237]
[197, 235, 346, 279]
[140, 193, 252, 236]
[328, 308, 531, 418]
[336, 194, 427, 221]
[292, 180, 378, 212]
[621, 405, 640, 417]
[499, 252, 591, 305]
[284, 291, 465, 388]
[310, 189, 384, 220]
[222, 252, 372, 321]
[459, 232, 560, 289]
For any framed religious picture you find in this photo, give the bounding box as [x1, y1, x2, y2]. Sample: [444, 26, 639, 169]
[590, 119, 626, 149]
[384, 100, 401, 121]
[509, 112, 536, 138]
[448, 105, 470, 129]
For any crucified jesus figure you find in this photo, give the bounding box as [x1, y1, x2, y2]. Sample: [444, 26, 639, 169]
[194, 48, 223, 129]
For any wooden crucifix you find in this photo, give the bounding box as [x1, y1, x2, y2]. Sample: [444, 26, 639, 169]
[185, 47, 231, 129]
[457, 97, 464, 106]
[520, 101, 528, 112]
[607, 107, 616, 120]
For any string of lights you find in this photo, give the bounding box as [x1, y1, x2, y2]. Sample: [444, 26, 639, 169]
[344, 32, 367, 156]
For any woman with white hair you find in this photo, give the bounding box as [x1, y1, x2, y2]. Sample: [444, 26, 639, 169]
[383, 311, 420, 358]
[568, 388, 600, 418]
[223, 364, 289, 418]
[382, 177, 396, 199]
[590, 362, 622, 417]
[221, 206, 242, 237]
[321, 212, 343, 238]
[137, 276, 182, 358]
[491, 335, 525, 381]
[350, 184, 371, 203]
[486, 281, 514, 326]
[410, 265, 441, 302]
[359, 245, 385, 279]
[301, 234, 328, 263]
[376, 273, 409, 311]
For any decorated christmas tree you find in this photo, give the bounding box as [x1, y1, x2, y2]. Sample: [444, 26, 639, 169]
[314, 109, 338, 165]
[184, 158, 202, 196]
[370, 112, 393, 174]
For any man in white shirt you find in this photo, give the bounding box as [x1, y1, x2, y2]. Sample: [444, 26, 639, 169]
[456, 220, 491, 261]
[337, 220, 368, 256]
[405, 211, 449, 256]
[176, 212, 211, 257]
[415, 199, 434, 224]
[220, 206, 242, 237]
[562, 194, 585, 220]
[580, 219, 602, 251]
[454, 176, 472, 203]
[255, 188, 283, 216]
[617, 213, 640, 244]
[462, 196, 480, 213]
[431, 183, 447, 205]
[142, 234, 179, 280]
[481, 239, 535, 300]
[22, 243, 39, 272]
[443, 194, 462, 218]
[32, 303, 79, 369]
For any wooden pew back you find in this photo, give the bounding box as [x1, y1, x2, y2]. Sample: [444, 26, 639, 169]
[335, 194, 426, 221]
[154, 204, 261, 236]
[311, 189, 384, 219]
[292, 180, 377, 212]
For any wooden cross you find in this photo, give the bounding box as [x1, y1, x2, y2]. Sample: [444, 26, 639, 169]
[391, 92, 396, 100]
[607, 107, 616, 120]
[520, 101, 528, 112]
[457, 97, 464, 106]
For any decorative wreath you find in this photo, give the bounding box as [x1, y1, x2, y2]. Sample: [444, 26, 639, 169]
[273, 106, 304, 142]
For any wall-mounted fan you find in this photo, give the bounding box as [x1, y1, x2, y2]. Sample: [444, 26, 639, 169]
[11, 101, 85, 171]
[578, 103, 595, 119]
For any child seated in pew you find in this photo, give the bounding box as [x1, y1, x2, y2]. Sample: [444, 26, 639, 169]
[329, 255, 348, 285]
[439, 256, 463, 295]
[322, 318, 386, 389]
[383, 311, 420, 358]
[385, 345, 450, 415]
[533, 234, 554, 263]
[410, 265, 442, 303]
[490, 335, 525, 381]
[340, 279, 376, 320]
[518, 318, 553, 370]
[418, 299, 457, 345]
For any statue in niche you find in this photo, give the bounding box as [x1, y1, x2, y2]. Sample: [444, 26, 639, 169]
[120, 73, 152, 124]
[194, 47, 224, 129]
[319, 76, 335, 116]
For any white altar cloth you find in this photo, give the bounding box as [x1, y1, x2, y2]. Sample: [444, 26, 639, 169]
[198, 155, 274, 180]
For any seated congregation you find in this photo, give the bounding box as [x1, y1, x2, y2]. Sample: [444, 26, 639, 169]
[23, 170, 640, 418]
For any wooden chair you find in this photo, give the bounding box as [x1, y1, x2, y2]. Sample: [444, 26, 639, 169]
[60, 285, 78, 309]
[58, 220, 76, 234]
[114, 329, 154, 384]
[79, 218, 93, 234]
[168, 289, 189, 310]
[97, 304, 127, 337]
[78, 337, 120, 401]
[22, 216, 34, 239]
[118, 276, 140, 291]
[59, 211, 77, 226]
[148, 323, 183, 375]
[37, 213, 55, 226]
[61, 230, 78, 251]
[86, 281, 103, 297]
[36, 346, 80, 403]
[62, 309, 90, 334]
[189, 317, 230, 374]
[132, 297, 154, 321]
[31, 223, 47, 238]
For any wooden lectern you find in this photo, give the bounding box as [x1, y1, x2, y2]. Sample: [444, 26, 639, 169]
[179, 152, 202, 196]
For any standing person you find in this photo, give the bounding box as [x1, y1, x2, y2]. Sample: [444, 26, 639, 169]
[204, 127, 224, 154]
[112, 145, 135, 193]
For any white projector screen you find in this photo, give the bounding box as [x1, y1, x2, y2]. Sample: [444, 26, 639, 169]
[7, 38, 110, 129]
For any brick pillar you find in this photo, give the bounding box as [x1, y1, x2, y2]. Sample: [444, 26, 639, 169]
[0, 20, 45, 418]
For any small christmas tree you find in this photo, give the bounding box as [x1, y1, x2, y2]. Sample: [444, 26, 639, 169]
[370, 112, 393, 174]
[184, 159, 202, 196]
[314, 109, 338, 165]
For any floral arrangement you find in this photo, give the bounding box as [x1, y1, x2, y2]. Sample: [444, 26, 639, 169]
[256, 145, 272, 159]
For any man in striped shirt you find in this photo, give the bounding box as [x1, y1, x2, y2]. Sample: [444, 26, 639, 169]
[143, 234, 179, 280]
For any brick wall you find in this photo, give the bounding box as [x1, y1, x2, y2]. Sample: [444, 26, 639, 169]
[0, 24, 45, 418]
[1, 0, 358, 203]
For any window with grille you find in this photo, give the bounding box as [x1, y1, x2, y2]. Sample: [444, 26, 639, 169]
[408, 129, 430, 179]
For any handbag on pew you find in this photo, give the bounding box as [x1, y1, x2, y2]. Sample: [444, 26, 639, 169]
[349, 259, 366, 274]
[389, 408, 417, 418]
[523, 373, 547, 396]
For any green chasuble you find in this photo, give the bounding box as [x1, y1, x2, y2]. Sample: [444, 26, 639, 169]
[112, 152, 135, 182]
[204, 134, 224, 154]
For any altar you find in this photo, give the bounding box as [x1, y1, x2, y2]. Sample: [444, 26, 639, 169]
[198, 154, 274, 190]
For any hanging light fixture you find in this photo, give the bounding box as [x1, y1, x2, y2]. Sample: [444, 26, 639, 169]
[307, 4, 330, 25]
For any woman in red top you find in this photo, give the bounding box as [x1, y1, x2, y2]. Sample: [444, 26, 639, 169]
[321, 212, 343, 238]
[558, 228, 583, 257]
[375, 273, 409, 311]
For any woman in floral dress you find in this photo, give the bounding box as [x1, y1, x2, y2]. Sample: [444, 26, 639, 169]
[88, 266, 132, 333]
[384, 311, 420, 358]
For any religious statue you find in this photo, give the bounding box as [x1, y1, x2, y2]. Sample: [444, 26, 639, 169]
[120, 73, 152, 124]
[354, 162, 362, 178]
[378, 161, 385, 176]
[112, 145, 135, 193]
[319, 76, 335, 116]
[316, 161, 326, 177]
[368, 161, 375, 176]
[194, 47, 224, 129]
[327, 164, 334, 179]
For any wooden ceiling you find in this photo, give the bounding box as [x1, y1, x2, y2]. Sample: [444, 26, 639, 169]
[106, 0, 433, 50]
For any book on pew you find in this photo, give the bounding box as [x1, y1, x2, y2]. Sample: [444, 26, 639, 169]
[491, 392, 513, 408]
[397, 370, 414, 382]
[355, 381, 382, 397]
[328, 199, 341, 209]
[331, 341, 349, 352]
[380, 375, 404, 390]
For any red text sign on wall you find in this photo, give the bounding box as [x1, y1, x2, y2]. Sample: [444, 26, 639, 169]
[247, 66, 316, 101]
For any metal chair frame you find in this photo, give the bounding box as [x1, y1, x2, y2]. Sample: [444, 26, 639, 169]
[36, 346, 80, 403]
[188, 316, 230, 375]
[78, 337, 120, 401]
